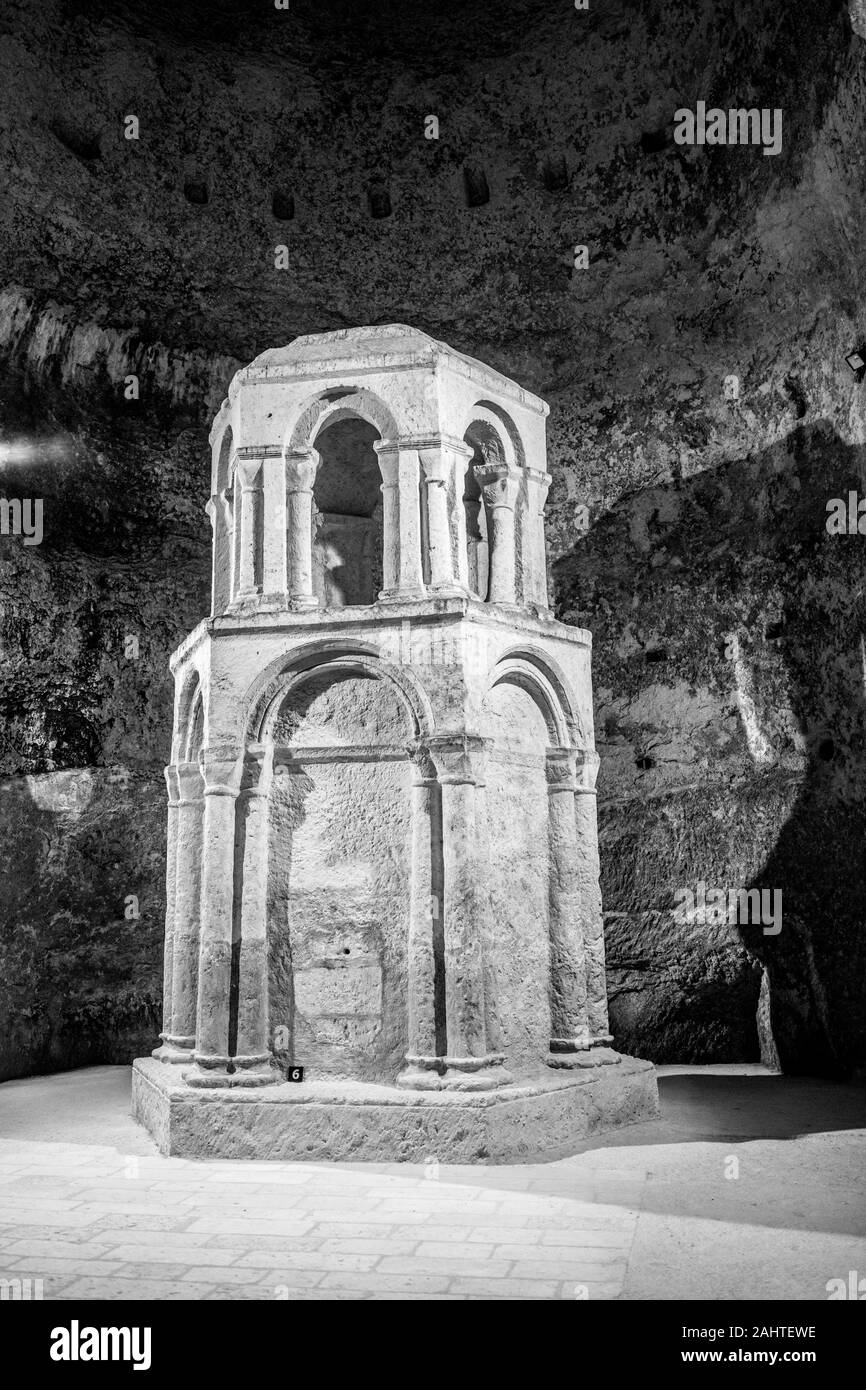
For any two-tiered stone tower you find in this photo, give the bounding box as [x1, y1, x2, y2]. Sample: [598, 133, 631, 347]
[132, 325, 657, 1159]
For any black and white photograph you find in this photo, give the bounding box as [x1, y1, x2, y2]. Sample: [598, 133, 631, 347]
[0, 0, 864, 1353]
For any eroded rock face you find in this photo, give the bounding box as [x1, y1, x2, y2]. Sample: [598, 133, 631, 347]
[555, 422, 866, 1076]
[0, 0, 864, 1078]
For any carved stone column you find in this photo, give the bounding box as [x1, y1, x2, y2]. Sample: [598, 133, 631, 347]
[165, 761, 205, 1061]
[451, 442, 473, 591]
[375, 442, 425, 601]
[524, 467, 552, 612]
[186, 746, 243, 1086]
[418, 445, 453, 590]
[375, 444, 400, 594]
[475, 462, 520, 605]
[233, 745, 278, 1083]
[235, 453, 263, 598]
[397, 744, 441, 1087]
[205, 497, 222, 616]
[231, 477, 241, 598]
[463, 476, 486, 598]
[285, 448, 320, 611]
[473, 754, 504, 1056]
[152, 764, 181, 1061]
[545, 748, 591, 1057]
[421, 734, 512, 1090]
[417, 437, 473, 595]
[261, 449, 288, 602]
[574, 749, 613, 1045]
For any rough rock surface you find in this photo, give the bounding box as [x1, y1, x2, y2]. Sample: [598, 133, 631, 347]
[1, 0, 864, 1078]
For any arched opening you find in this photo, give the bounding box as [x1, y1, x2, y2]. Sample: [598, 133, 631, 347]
[464, 417, 509, 603]
[482, 676, 554, 1071]
[263, 664, 415, 1083]
[186, 686, 204, 761]
[462, 447, 490, 600]
[462, 403, 529, 606]
[212, 427, 233, 613]
[311, 417, 384, 607]
[175, 668, 202, 765]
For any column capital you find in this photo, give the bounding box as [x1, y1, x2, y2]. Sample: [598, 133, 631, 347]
[216, 488, 233, 532]
[372, 439, 404, 484]
[199, 745, 244, 796]
[575, 749, 600, 793]
[474, 461, 521, 510]
[407, 740, 438, 784]
[240, 743, 274, 797]
[418, 450, 451, 486]
[545, 747, 579, 791]
[235, 455, 264, 490]
[285, 447, 320, 492]
[164, 764, 180, 803]
[413, 436, 475, 480]
[428, 734, 491, 785]
[176, 761, 205, 803]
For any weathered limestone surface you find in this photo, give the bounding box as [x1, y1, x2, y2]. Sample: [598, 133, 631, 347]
[132, 326, 657, 1157]
[132, 1054, 658, 1162]
[1, 0, 863, 1081]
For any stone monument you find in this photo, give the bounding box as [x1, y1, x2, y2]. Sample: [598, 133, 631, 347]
[132, 325, 658, 1159]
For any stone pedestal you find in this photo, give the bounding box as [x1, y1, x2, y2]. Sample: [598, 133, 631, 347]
[133, 1052, 658, 1161]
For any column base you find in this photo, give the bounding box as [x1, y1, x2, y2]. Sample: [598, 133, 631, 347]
[428, 582, 472, 600]
[378, 586, 428, 603]
[152, 1036, 195, 1065]
[227, 592, 263, 611]
[258, 591, 289, 610]
[549, 1034, 593, 1054]
[185, 1055, 280, 1088]
[548, 1046, 621, 1069]
[133, 1053, 660, 1160]
[290, 595, 319, 612]
[397, 1053, 513, 1092]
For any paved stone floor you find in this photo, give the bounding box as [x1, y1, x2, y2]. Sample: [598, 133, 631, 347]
[0, 1063, 864, 1300]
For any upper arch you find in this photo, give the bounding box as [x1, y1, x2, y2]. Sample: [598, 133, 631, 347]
[174, 667, 202, 764]
[285, 387, 401, 455]
[486, 647, 582, 747]
[211, 423, 234, 494]
[244, 641, 435, 744]
[464, 401, 526, 470]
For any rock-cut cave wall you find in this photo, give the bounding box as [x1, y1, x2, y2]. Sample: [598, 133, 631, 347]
[0, 0, 864, 1080]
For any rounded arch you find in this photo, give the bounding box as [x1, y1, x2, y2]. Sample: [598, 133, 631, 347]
[211, 422, 234, 495]
[175, 667, 202, 764]
[463, 401, 525, 471]
[289, 397, 394, 609]
[186, 685, 205, 761]
[244, 642, 435, 745]
[285, 387, 401, 456]
[210, 424, 236, 613]
[486, 648, 581, 747]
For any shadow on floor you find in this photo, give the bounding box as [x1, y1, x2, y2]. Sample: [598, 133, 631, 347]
[636, 1071, 866, 1145]
[1, 1064, 864, 1151]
